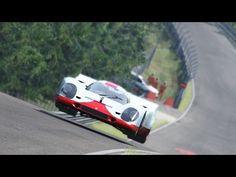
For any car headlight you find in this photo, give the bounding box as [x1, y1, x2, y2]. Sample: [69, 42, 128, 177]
[60, 83, 77, 99]
[121, 108, 139, 122]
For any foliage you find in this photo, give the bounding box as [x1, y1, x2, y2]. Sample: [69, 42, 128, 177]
[0, 22, 164, 101]
[143, 30, 183, 102]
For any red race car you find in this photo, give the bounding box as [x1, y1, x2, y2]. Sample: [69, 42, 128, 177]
[55, 74, 158, 143]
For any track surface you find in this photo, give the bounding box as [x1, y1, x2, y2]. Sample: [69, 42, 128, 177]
[0, 92, 151, 154]
[2, 23, 236, 154]
[144, 23, 236, 154]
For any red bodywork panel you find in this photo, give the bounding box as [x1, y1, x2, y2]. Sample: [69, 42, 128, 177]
[55, 95, 151, 137]
[105, 81, 118, 89]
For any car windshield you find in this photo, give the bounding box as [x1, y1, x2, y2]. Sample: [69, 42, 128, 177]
[132, 75, 146, 85]
[87, 82, 128, 104]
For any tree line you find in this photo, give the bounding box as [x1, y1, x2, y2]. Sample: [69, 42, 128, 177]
[0, 22, 164, 102]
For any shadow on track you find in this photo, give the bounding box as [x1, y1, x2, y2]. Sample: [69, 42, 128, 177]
[35, 108, 135, 147]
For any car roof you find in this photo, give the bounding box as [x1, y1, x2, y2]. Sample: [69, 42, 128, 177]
[98, 80, 127, 93]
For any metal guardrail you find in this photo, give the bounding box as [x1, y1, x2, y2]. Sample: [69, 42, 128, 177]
[23, 22, 236, 111]
[8, 23, 202, 110]
[164, 22, 199, 108]
[213, 22, 236, 48]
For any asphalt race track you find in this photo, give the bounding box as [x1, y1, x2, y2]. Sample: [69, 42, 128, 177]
[144, 23, 236, 154]
[0, 92, 151, 154]
[1, 23, 236, 154]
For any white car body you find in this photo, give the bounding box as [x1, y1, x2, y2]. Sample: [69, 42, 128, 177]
[55, 74, 159, 143]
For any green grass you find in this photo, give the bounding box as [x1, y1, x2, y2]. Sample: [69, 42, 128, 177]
[151, 110, 176, 130]
[152, 118, 170, 130]
[143, 42, 182, 102]
[88, 109, 176, 139]
[88, 121, 128, 140]
[143, 31, 194, 112]
[26, 97, 57, 111]
[178, 80, 193, 112]
[123, 148, 143, 155]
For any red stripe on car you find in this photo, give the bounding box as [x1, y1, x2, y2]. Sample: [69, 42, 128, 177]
[55, 95, 140, 133]
[105, 81, 118, 89]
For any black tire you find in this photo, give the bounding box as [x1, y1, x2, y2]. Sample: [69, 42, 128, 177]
[134, 135, 147, 144]
[127, 132, 147, 144]
[55, 102, 77, 117]
[67, 110, 77, 117]
[80, 111, 86, 116]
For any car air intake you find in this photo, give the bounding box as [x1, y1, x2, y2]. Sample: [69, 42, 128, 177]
[80, 105, 109, 119]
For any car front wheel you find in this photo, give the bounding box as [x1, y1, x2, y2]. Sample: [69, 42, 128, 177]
[55, 102, 77, 117]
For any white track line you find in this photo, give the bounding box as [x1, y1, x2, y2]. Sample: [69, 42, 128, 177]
[86, 148, 160, 155]
[52, 111, 93, 121]
[84, 120, 99, 125]
[150, 79, 195, 134]
[65, 116, 78, 119]
[74, 117, 92, 121]
[52, 111, 66, 115]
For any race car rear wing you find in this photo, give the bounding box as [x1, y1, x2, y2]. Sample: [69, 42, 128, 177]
[75, 74, 97, 86]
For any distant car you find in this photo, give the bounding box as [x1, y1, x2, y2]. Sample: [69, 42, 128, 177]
[130, 71, 159, 100]
[55, 74, 158, 143]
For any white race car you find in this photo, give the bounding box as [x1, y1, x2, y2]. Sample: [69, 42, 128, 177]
[55, 74, 158, 143]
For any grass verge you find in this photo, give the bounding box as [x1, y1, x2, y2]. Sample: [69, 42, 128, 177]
[88, 108, 177, 140]
[143, 31, 182, 102]
[178, 80, 193, 113]
[88, 121, 128, 140]
[152, 110, 176, 130]
[152, 118, 170, 130]
[26, 98, 57, 111]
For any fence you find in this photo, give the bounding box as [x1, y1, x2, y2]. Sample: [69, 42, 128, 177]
[164, 22, 199, 108]
[213, 22, 236, 48]
[7, 23, 202, 111]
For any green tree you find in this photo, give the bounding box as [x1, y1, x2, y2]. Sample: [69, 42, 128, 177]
[0, 22, 164, 102]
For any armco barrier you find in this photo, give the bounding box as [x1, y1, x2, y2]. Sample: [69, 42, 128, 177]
[164, 22, 199, 108]
[214, 22, 236, 48]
